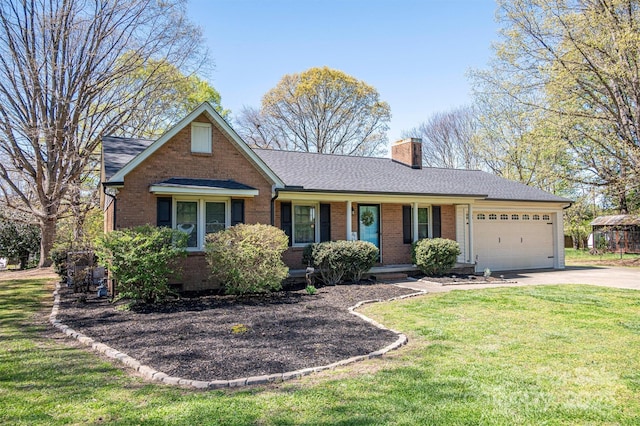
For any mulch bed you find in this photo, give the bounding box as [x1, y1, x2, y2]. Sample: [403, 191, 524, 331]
[56, 283, 417, 381]
[415, 273, 500, 285]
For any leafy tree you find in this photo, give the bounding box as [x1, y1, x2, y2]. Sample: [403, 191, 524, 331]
[0, 0, 208, 266]
[237, 66, 391, 156]
[470, 79, 570, 193]
[123, 58, 229, 138]
[564, 194, 596, 249]
[403, 106, 480, 169]
[0, 212, 40, 269]
[473, 0, 640, 212]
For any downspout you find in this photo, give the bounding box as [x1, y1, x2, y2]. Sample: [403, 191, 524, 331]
[270, 187, 279, 226]
[102, 184, 119, 231]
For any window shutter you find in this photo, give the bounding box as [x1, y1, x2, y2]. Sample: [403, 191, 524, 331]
[432, 205, 442, 238]
[231, 199, 244, 225]
[402, 205, 412, 244]
[281, 202, 292, 246]
[157, 197, 172, 227]
[320, 203, 331, 242]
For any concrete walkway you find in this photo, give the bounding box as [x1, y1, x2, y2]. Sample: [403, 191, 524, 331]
[395, 266, 639, 293]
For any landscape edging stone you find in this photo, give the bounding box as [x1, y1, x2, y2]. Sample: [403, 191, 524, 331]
[49, 282, 426, 389]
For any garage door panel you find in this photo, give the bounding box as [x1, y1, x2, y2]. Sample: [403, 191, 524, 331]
[474, 212, 554, 271]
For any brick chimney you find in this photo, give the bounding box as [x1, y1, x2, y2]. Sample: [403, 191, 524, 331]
[391, 138, 422, 169]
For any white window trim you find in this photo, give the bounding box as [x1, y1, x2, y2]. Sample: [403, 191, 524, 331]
[418, 205, 431, 239]
[411, 205, 431, 241]
[191, 122, 212, 154]
[292, 202, 320, 247]
[173, 197, 230, 251]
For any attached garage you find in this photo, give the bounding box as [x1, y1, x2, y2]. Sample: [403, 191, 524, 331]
[473, 211, 557, 271]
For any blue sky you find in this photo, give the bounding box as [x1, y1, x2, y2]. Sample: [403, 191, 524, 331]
[186, 0, 500, 144]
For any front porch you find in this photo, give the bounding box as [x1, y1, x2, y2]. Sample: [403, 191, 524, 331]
[288, 262, 477, 281]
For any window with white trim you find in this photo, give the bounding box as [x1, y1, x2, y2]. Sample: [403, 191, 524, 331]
[176, 201, 198, 248]
[477, 213, 485, 220]
[175, 198, 228, 250]
[500, 214, 509, 220]
[191, 122, 212, 153]
[293, 204, 317, 245]
[489, 214, 497, 220]
[418, 207, 429, 239]
[522, 214, 530, 220]
[543, 214, 550, 221]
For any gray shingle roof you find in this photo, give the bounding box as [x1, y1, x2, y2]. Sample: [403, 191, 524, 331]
[101, 135, 569, 203]
[254, 149, 570, 203]
[103, 136, 154, 181]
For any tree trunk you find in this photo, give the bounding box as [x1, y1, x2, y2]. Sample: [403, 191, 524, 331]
[39, 216, 56, 267]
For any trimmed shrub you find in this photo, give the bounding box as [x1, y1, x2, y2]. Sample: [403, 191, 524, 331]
[205, 224, 289, 295]
[95, 225, 187, 304]
[345, 240, 379, 283]
[304, 240, 379, 285]
[412, 238, 461, 276]
[50, 246, 69, 278]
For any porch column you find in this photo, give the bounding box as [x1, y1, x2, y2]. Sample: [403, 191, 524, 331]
[412, 202, 419, 242]
[346, 200, 353, 240]
[468, 203, 474, 264]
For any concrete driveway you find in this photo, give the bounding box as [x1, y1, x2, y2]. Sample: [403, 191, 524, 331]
[396, 266, 639, 293]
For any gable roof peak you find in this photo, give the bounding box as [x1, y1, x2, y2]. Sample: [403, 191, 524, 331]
[104, 102, 283, 187]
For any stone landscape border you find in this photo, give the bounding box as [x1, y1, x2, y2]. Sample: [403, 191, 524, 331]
[49, 283, 427, 389]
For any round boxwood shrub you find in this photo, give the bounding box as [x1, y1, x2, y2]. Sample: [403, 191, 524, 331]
[412, 238, 460, 276]
[303, 240, 378, 285]
[205, 224, 289, 295]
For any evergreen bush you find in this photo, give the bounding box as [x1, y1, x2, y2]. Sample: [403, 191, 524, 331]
[412, 238, 460, 276]
[304, 240, 378, 285]
[95, 225, 187, 303]
[205, 224, 289, 295]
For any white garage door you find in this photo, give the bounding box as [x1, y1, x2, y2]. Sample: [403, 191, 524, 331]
[474, 212, 555, 271]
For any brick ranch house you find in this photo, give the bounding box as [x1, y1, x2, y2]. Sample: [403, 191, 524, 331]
[101, 102, 572, 291]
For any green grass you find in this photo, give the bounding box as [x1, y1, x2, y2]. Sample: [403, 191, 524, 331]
[565, 247, 640, 265]
[2, 279, 639, 425]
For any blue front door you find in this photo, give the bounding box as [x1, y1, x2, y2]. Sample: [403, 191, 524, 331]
[358, 205, 380, 251]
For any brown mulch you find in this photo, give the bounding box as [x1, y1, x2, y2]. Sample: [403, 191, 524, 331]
[55, 283, 417, 382]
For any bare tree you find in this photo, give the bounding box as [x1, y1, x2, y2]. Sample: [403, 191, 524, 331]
[236, 67, 391, 156]
[0, 0, 207, 265]
[403, 106, 480, 169]
[472, 0, 640, 212]
[235, 106, 288, 150]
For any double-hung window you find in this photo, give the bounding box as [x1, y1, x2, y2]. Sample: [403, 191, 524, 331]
[175, 199, 228, 250]
[293, 204, 316, 245]
[403, 205, 431, 243]
[417, 207, 429, 239]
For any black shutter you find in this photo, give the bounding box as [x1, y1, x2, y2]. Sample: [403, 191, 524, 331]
[320, 203, 331, 242]
[281, 202, 292, 246]
[231, 199, 245, 225]
[432, 205, 442, 238]
[402, 205, 412, 244]
[157, 197, 172, 227]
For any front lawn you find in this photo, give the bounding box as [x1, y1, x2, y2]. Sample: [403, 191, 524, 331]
[1, 278, 639, 425]
[565, 247, 640, 267]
